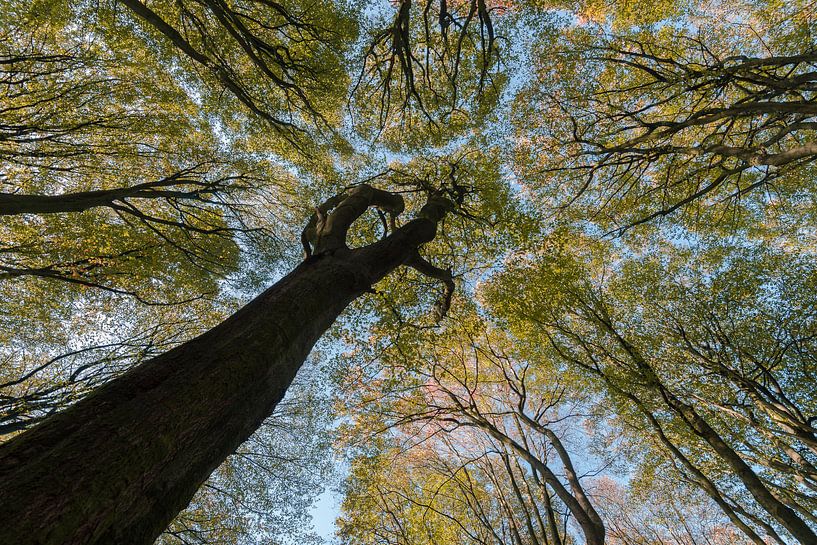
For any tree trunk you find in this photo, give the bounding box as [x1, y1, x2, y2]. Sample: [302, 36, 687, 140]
[478, 420, 606, 545]
[0, 199, 443, 544]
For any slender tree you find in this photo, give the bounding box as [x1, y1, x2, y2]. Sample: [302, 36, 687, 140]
[336, 313, 609, 545]
[485, 231, 817, 544]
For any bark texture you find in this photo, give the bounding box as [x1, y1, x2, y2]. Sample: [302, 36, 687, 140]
[0, 186, 450, 545]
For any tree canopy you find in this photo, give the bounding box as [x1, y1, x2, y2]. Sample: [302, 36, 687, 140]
[1, 0, 816, 543]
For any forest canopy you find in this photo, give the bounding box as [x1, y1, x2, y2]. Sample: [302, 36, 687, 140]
[0, 0, 816, 543]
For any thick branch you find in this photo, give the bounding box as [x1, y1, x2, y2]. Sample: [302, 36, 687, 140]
[0, 173, 231, 216]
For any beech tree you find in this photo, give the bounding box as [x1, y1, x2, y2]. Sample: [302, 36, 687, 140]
[2, 0, 817, 543]
[514, 0, 817, 234]
[0, 182, 464, 544]
[484, 231, 817, 544]
[335, 315, 608, 545]
[1, 0, 506, 540]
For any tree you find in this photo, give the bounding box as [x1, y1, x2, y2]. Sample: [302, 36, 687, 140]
[333, 309, 605, 545]
[0, 0, 283, 312]
[514, 0, 817, 234]
[334, 307, 764, 545]
[1, 0, 508, 540]
[484, 230, 817, 544]
[3, 0, 817, 542]
[0, 183, 460, 544]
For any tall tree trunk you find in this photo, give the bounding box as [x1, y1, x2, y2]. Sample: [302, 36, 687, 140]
[477, 419, 606, 545]
[0, 186, 451, 545]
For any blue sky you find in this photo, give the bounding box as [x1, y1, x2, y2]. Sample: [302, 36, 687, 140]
[311, 490, 342, 542]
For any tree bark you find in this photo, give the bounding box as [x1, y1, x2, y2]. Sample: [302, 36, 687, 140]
[0, 192, 446, 544]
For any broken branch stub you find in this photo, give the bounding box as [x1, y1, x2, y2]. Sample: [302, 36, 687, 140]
[406, 251, 455, 321]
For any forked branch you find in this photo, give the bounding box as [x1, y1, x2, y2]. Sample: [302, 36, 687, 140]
[300, 184, 405, 257]
[301, 185, 456, 319]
